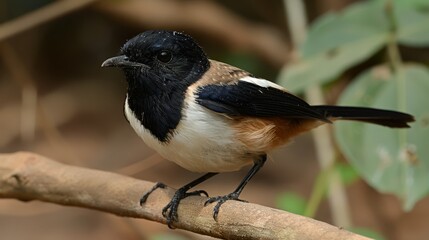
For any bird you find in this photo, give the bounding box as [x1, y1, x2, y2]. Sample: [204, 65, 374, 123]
[101, 30, 414, 227]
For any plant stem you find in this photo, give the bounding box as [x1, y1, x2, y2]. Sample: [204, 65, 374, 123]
[304, 160, 335, 217]
[283, 0, 351, 227]
[385, 0, 406, 112]
[385, 0, 410, 207]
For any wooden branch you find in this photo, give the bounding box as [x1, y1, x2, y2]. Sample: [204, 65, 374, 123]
[0, 152, 368, 240]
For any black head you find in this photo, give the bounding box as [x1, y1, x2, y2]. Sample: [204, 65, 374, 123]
[102, 30, 210, 142]
[102, 30, 210, 92]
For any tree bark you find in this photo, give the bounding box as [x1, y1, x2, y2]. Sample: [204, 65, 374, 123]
[0, 152, 369, 240]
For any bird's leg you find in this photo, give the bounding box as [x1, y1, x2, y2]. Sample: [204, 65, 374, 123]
[204, 155, 267, 221]
[140, 172, 218, 228]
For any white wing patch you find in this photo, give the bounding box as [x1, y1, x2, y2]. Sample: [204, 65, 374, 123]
[239, 76, 285, 90]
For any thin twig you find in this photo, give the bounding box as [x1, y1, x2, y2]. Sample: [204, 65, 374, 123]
[0, 43, 38, 142]
[95, 0, 289, 68]
[0, 42, 78, 163]
[0, 152, 369, 240]
[0, 0, 98, 41]
[117, 153, 163, 176]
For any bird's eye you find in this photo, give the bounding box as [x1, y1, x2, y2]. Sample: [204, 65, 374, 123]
[156, 50, 172, 63]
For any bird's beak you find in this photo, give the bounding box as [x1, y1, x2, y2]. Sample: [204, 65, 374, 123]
[101, 55, 144, 68]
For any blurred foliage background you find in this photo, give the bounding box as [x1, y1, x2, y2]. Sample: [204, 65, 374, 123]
[0, 0, 428, 239]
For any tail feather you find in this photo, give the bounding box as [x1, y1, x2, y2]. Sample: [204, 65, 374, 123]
[312, 105, 415, 128]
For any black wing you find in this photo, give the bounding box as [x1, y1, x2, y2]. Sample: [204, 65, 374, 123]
[195, 80, 329, 122]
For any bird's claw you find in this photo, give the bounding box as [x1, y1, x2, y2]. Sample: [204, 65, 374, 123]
[139, 182, 167, 205]
[162, 189, 209, 228]
[140, 182, 209, 228]
[204, 192, 247, 221]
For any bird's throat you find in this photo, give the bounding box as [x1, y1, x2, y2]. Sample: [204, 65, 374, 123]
[126, 86, 185, 143]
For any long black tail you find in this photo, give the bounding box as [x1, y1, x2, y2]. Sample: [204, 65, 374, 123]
[313, 105, 414, 128]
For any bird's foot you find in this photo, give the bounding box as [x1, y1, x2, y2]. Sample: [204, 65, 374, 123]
[139, 182, 167, 205]
[204, 192, 248, 221]
[140, 183, 208, 228]
[162, 188, 208, 228]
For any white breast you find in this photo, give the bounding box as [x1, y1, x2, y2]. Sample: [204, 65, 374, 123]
[124, 97, 253, 173]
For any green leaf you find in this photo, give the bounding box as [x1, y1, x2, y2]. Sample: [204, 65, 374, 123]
[349, 227, 385, 240]
[394, 0, 429, 9]
[301, 1, 389, 57]
[336, 163, 359, 185]
[396, 2, 429, 46]
[276, 192, 307, 215]
[278, 0, 389, 93]
[335, 64, 429, 210]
